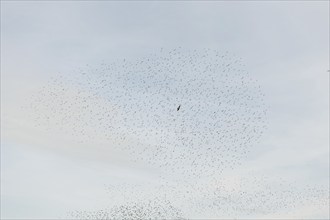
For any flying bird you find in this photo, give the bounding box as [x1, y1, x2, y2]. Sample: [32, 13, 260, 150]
[177, 105, 181, 111]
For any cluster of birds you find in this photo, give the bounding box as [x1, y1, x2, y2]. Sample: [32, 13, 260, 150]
[28, 48, 328, 219]
[69, 198, 184, 220]
[68, 175, 328, 219]
[29, 48, 267, 180]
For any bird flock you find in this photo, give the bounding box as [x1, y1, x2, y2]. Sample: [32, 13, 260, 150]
[27, 48, 328, 219]
[100, 176, 328, 218]
[69, 198, 184, 220]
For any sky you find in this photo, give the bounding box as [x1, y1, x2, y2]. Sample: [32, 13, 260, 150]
[1, 1, 329, 219]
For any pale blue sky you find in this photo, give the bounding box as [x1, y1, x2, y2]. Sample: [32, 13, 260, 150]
[1, 1, 329, 219]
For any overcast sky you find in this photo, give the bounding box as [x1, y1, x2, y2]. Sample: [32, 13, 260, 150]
[1, 1, 329, 219]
